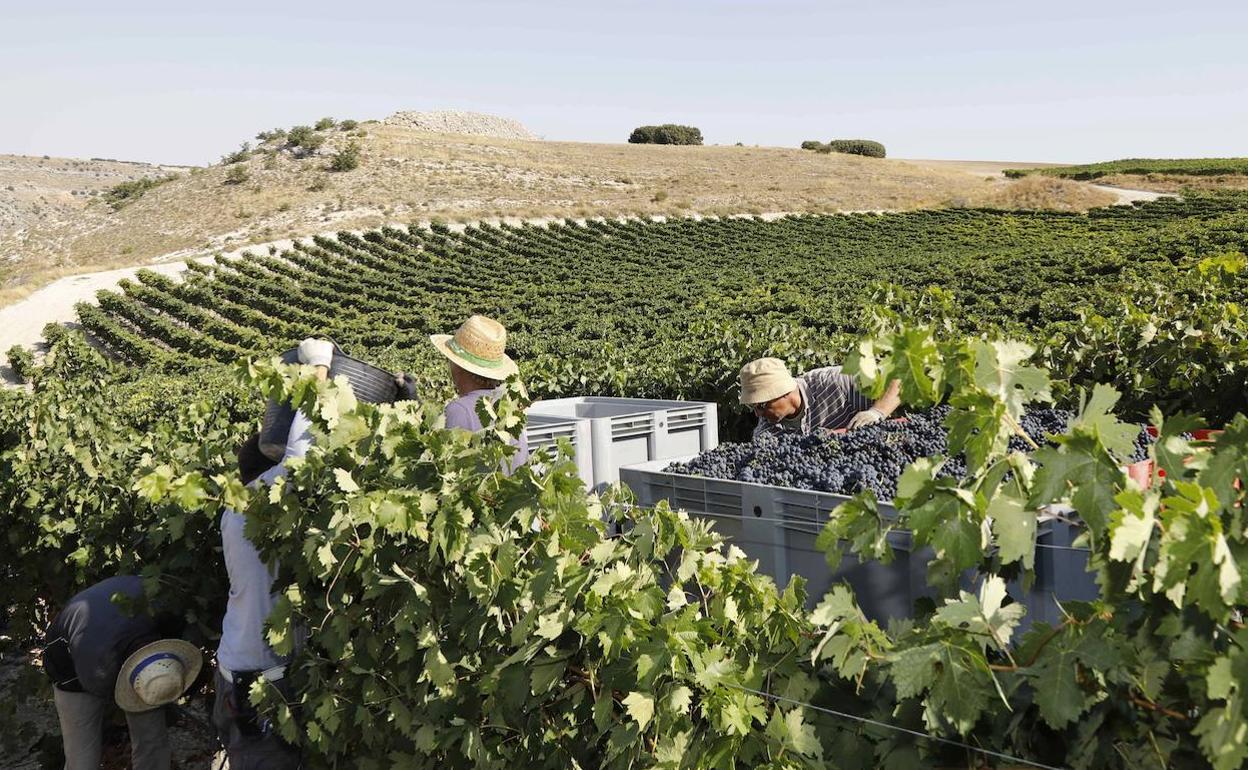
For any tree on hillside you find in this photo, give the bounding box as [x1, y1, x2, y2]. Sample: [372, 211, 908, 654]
[628, 124, 704, 145]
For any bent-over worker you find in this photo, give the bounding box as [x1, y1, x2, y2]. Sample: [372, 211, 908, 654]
[740, 357, 901, 437]
[43, 575, 203, 770]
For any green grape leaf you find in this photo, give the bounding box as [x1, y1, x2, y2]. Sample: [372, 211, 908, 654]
[623, 692, 655, 730]
[988, 489, 1037, 570]
[1194, 698, 1248, 770]
[890, 643, 940, 700]
[972, 339, 1051, 417]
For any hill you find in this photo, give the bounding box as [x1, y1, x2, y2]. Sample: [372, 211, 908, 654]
[0, 154, 189, 235]
[0, 114, 1117, 305]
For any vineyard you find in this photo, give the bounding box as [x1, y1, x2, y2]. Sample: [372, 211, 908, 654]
[1005, 158, 1248, 180]
[3, 193, 1248, 768]
[57, 193, 1248, 433]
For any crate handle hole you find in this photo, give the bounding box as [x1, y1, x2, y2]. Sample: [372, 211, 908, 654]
[752, 505, 762, 518]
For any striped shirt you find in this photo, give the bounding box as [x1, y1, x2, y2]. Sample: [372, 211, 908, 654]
[753, 366, 870, 437]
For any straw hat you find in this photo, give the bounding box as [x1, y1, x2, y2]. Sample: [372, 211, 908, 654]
[430, 315, 519, 380]
[739, 358, 797, 405]
[115, 639, 203, 713]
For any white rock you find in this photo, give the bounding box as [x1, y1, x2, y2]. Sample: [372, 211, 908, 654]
[381, 110, 537, 140]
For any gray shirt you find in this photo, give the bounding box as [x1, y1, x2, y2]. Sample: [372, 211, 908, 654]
[753, 366, 870, 437]
[44, 576, 159, 698]
[444, 388, 530, 473]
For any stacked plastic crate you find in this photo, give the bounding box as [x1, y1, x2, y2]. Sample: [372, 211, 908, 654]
[522, 397, 719, 492]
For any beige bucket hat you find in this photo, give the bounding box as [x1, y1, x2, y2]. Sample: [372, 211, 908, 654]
[430, 314, 520, 380]
[739, 357, 798, 405]
[115, 639, 203, 713]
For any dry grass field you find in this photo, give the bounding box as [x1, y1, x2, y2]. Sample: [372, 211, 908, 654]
[1088, 173, 1248, 194]
[0, 123, 1122, 305]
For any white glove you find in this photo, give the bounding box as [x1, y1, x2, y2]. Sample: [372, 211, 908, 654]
[847, 408, 886, 430]
[297, 338, 334, 368]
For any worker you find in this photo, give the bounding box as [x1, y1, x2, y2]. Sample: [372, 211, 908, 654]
[212, 337, 331, 769]
[430, 314, 529, 470]
[42, 575, 203, 770]
[739, 357, 901, 436]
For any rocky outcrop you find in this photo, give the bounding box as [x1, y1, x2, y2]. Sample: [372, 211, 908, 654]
[381, 110, 537, 140]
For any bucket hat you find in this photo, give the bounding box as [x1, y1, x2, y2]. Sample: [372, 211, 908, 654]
[739, 358, 798, 405]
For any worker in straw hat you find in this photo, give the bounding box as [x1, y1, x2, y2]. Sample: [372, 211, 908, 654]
[430, 314, 529, 470]
[740, 358, 901, 437]
[41, 575, 202, 770]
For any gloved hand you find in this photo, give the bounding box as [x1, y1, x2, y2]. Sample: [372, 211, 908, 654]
[847, 408, 886, 430]
[297, 338, 334, 368]
[394, 373, 419, 402]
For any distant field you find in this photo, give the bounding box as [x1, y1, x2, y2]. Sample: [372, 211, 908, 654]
[1005, 157, 1248, 180]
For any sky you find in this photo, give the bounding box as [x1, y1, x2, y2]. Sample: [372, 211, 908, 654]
[2, 0, 1246, 166]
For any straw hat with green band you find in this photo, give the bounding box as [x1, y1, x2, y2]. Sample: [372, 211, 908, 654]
[430, 314, 520, 380]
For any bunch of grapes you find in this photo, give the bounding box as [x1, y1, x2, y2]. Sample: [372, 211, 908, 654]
[665, 408, 1156, 500]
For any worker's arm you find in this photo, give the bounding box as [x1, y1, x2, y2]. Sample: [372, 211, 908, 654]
[282, 338, 333, 462]
[872, 378, 902, 417]
[847, 378, 901, 430]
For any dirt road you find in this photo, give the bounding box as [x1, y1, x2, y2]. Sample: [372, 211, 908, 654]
[900, 158, 1169, 205]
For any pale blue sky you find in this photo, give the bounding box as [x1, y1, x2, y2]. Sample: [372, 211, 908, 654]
[3, 0, 1245, 165]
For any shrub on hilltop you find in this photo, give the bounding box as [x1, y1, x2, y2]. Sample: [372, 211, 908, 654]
[825, 139, 886, 158]
[628, 124, 704, 145]
[220, 143, 252, 165]
[101, 174, 178, 210]
[223, 165, 250, 185]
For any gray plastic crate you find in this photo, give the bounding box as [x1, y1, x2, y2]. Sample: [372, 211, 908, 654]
[523, 414, 594, 488]
[621, 457, 1056, 629]
[621, 456, 932, 621]
[527, 397, 718, 492]
[1032, 516, 1098, 625]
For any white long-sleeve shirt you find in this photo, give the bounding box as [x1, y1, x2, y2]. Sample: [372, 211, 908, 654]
[216, 410, 312, 674]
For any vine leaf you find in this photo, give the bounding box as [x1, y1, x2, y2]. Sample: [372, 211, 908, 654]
[623, 692, 655, 730]
[1070, 384, 1138, 461]
[934, 576, 1025, 650]
[988, 490, 1036, 570]
[1108, 488, 1158, 573]
[972, 339, 1051, 417]
[1030, 434, 1122, 536]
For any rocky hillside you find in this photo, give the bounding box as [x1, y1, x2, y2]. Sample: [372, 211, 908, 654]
[0, 111, 1110, 304]
[0, 154, 190, 234]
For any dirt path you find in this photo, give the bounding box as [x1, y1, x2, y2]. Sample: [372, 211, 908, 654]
[1086, 183, 1167, 204]
[0, 238, 301, 383]
[900, 159, 1170, 205]
[0, 260, 206, 381]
